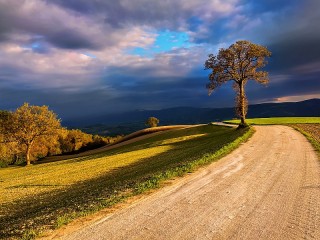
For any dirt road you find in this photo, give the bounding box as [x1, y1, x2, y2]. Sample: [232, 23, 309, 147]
[57, 126, 320, 240]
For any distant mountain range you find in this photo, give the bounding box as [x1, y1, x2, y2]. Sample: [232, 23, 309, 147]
[67, 99, 320, 136]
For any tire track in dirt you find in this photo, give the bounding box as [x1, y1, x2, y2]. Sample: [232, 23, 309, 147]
[52, 126, 320, 240]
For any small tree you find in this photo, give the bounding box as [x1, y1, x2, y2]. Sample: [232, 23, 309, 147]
[3, 103, 61, 165]
[205, 40, 271, 128]
[145, 117, 159, 128]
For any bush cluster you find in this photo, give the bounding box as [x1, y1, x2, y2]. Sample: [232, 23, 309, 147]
[0, 104, 121, 167]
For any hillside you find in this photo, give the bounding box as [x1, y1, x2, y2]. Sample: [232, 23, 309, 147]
[0, 125, 251, 239]
[73, 99, 320, 136]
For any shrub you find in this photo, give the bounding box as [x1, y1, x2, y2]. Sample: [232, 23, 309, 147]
[145, 117, 160, 128]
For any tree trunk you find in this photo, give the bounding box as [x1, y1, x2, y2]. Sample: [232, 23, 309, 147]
[26, 143, 32, 166]
[239, 82, 246, 126]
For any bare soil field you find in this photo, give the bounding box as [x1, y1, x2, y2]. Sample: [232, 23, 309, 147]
[50, 125, 320, 240]
[293, 123, 320, 144]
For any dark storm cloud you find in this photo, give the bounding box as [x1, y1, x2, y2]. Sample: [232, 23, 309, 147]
[265, 1, 320, 73]
[50, 0, 108, 15]
[51, 0, 237, 30]
[243, 0, 300, 13]
[47, 29, 99, 50]
[267, 38, 320, 73]
[53, 0, 184, 27]
[245, 73, 320, 101]
[0, 79, 211, 121]
[0, 87, 119, 120]
[0, 71, 234, 122]
[0, 1, 107, 50]
[50, 0, 188, 28]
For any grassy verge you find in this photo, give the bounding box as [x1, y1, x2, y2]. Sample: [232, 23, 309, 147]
[224, 117, 320, 125]
[0, 125, 253, 239]
[291, 124, 320, 157]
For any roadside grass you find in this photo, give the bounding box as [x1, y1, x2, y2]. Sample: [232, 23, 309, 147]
[291, 124, 320, 156]
[0, 125, 253, 239]
[224, 117, 320, 125]
[224, 117, 320, 157]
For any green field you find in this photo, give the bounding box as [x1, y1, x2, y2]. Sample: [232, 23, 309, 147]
[224, 117, 320, 125]
[0, 125, 252, 239]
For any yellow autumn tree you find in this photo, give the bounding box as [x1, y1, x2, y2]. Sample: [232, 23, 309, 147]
[3, 103, 61, 165]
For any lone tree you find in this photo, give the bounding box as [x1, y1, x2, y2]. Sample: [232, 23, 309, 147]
[205, 40, 271, 128]
[3, 103, 61, 165]
[145, 117, 159, 128]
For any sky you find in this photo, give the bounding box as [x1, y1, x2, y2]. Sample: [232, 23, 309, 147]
[0, 0, 319, 122]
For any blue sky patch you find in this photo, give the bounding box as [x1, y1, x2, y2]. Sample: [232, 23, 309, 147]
[82, 52, 97, 58]
[129, 30, 195, 57]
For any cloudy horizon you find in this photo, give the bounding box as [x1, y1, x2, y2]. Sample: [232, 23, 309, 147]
[0, 0, 319, 121]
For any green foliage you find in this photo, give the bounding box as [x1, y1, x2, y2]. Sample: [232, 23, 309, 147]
[55, 213, 76, 229]
[145, 117, 160, 128]
[0, 125, 252, 239]
[0, 160, 8, 168]
[57, 129, 121, 155]
[224, 117, 320, 125]
[0, 110, 11, 129]
[0, 141, 19, 166]
[59, 129, 92, 153]
[21, 229, 38, 240]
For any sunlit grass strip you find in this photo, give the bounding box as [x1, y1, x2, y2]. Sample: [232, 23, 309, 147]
[0, 146, 172, 204]
[53, 127, 254, 230]
[224, 117, 320, 125]
[21, 229, 41, 240]
[112, 125, 194, 144]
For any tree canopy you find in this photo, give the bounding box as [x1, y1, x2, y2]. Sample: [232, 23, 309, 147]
[0, 104, 123, 167]
[145, 117, 160, 128]
[205, 40, 271, 127]
[2, 103, 61, 165]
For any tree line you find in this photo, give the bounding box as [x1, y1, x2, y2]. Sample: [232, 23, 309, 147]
[0, 103, 122, 167]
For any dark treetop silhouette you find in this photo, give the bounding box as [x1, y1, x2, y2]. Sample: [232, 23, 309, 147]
[145, 117, 160, 128]
[205, 40, 271, 128]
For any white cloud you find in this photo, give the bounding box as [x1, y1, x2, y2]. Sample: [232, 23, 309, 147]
[274, 94, 320, 103]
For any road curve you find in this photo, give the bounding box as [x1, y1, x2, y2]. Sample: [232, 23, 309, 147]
[58, 126, 320, 240]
